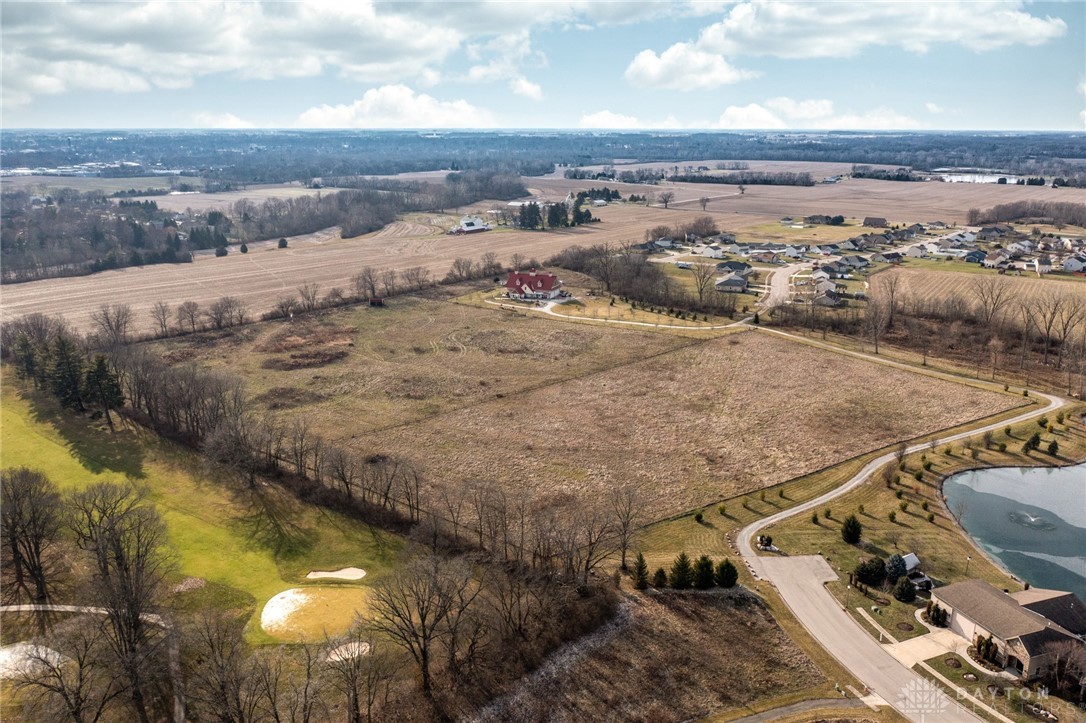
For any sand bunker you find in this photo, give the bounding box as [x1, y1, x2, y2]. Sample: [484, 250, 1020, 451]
[306, 567, 367, 581]
[261, 588, 311, 634]
[0, 643, 63, 678]
[326, 642, 371, 662]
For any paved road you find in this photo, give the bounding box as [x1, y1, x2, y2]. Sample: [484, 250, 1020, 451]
[763, 261, 810, 308]
[735, 332, 1066, 723]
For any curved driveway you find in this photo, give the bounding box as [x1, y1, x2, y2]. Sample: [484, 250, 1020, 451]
[735, 334, 1065, 723]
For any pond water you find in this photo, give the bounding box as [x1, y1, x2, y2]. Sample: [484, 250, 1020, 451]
[942, 464, 1086, 599]
[939, 173, 1020, 184]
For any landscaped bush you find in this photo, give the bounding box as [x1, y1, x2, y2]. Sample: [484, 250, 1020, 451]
[854, 556, 887, 586]
[693, 555, 715, 589]
[633, 553, 649, 590]
[670, 552, 693, 590]
[841, 514, 862, 544]
[893, 577, 916, 602]
[715, 559, 738, 588]
[652, 568, 668, 587]
[278, 237, 288, 248]
[886, 553, 906, 582]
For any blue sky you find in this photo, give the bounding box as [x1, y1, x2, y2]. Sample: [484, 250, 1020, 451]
[3, 1, 1084, 130]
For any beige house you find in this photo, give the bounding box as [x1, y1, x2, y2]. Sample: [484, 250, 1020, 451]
[932, 580, 1085, 680]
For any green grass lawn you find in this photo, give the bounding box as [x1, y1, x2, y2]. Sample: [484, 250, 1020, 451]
[0, 378, 402, 642]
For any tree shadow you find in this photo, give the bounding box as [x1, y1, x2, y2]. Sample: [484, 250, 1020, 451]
[233, 486, 316, 560]
[24, 391, 145, 479]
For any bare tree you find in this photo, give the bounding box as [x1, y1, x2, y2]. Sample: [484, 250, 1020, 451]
[322, 625, 399, 723]
[589, 243, 617, 293]
[14, 616, 125, 723]
[206, 296, 247, 330]
[609, 483, 641, 570]
[689, 263, 716, 307]
[658, 191, 675, 209]
[1030, 290, 1065, 366]
[297, 283, 321, 312]
[274, 295, 299, 319]
[255, 642, 324, 723]
[183, 612, 263, 723]
[326, 447, 360, 502]
[1, 467, 63, 608]
[446, 257, 475, 282]
[400, 266, 430, 290]
[176, 301, 201, 333]
[971, 276, 1013, 331]
[509, 253, 525, 272]
[864, 298, 891, 354]
[352, 267, 379, 300]
[69, 483, 172, 723]
[698, 196, 709, 211]
[90, 304, 133, 345]
[379, 269, 398, 297]
[368, 552, 468, 698]
[1054, 295, 1085, 370]
[150, 302, 171, 338]
[737, 184, 746, 195]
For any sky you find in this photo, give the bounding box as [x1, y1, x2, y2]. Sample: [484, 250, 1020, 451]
[2, 0, 1084, 131]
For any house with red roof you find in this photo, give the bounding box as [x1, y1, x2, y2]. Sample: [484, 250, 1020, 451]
[506, 269, 562, 300]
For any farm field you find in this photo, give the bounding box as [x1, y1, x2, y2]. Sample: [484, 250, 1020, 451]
[526, 175, 1086, 224]
[152, 288, 693, 433]
[1, 174, 195, 194]
[125, 182, 331, 211]
[167, 292, 1024, 519]
[871, 266, 1086, 304]
[0, 378, 401, 642]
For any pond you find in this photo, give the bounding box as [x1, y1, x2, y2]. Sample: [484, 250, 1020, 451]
[942, 463, 1086, 600]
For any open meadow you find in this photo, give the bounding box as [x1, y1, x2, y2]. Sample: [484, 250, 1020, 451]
[871, 265, 1086, 304]
[153, 294, 1021, 519]
[0, 378, 401, 643]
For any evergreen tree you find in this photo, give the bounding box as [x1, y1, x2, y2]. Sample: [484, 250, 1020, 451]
[84, 355, 125, 431]
[715, 559, 738, 588]
[632, 552, 649, 591]
[693, 555, 715, 589]
[652, 567, 668, 588]
[546, 202, 568, 229]
[841, 513, 863, 544]
[12, 333, 38, 386]
[892, 577, 916, 603]
[669, 552, 693, 589]
[49, 335, 85, 411]
[886, 553, 907, 582]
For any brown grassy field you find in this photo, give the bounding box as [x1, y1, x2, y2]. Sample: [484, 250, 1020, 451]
[126, 182, 328, 211]
[478, 591, 825, 723]
[871, 266, 1086, 304]
[2, 175, 194, 194]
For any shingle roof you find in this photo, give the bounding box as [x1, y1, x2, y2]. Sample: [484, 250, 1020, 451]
[935, 580, 1075, 641]
[1011, 589, 1086, 636]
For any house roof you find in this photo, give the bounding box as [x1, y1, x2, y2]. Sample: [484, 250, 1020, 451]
[506, 270, 559, 293]
[935, 580, 1076, 642]
[902, 553, 920, 571]
[1010, 589, 1086, 636]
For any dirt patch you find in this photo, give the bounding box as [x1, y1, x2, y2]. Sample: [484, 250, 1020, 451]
[945, 657, 962, 668]
[262, 349, 349, 371]
[253, 386, 326, 410]
[896, 622, 915, 632]
[256, 322, 355, 353]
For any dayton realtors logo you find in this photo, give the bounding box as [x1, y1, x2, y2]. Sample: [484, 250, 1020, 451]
[898, 678, 950, 721]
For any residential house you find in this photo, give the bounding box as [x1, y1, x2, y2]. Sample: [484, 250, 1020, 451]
[1062, 254, 1086, 273]
[1033, 256, 1052, 275]
[804, 214, 832, 225]
[837, 239, 859, 252]
[840, 254, 869, 269]
[906, 223, 926, 236]
[983, 251, 1011, 269]
[962, 249, 987, 264]
[814, 244, 840, 256]
[779, 217, 795, 226]
[505, 269, 563, 300]
[783, 245, 807, 258]
[932, 580, 1085, 680]
[871, 251, 904, 264]
[702, 245, 725, 259]
[814, 278, 837, 295]
[717, 261, 753, 276]
[927, 221, 949, 230]
[810, 268, 831, 283]
[813, 290, 844, 307]
[715, 274, 748, 293]
[453, 215, 490, 234]
[750, 251, 780, 264]
[905, 245, 928, 258]
[863, 217, 889, 228]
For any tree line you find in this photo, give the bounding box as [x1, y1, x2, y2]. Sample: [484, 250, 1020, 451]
[966, 201, 1086, 228]
[669, 171, 814, 187]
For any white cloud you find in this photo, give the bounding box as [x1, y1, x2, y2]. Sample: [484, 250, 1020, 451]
[295, 85, 495, 129]
[698, 1, 1067, 58]
[715, 103, 788, 129]
[925, 102, 944, 114]
[509, 77, 543, 100]
[624, 42, 757, 90]
[192, 112, 255, 129]
[715, 97, 921, 130]
[579, 110, 644, 129]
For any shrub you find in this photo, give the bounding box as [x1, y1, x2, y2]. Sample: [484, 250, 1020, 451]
[239, 243, 248, 254]
[1056, 412, 1065, 425]
[1038, 416, 1048, 428]
[215, 246, 228, 257]
[888, 510, 897, 523]
[652, 568, 668, 588]
[854, 557, 887, 586]
[858, 504, 865, 515]
[718, 504, 727, 516]
[1005, 426, 1012, 437]
[1047, 440, 1059, 456]
[778, 488, 785, 498]
[632, 553, 649, 590]
[278, 238, 288, 248]
[893, 577, 916, 603]
[841, 514, 862, 544]
[824, 508, 832, 520]
[921, 501, 929, 511]
[895, 489, 904, 499]
[943, 446, 952, 455]
[913, 470, 923, 481]
[693, 555, 715, 589]
[811, 510, 820, 525]
[760, 490, 766, 502]
[670, 552, 693, 590]
[998, 442, 1007, 453]
[715, 559, 738, 588]
[899, 501, 909, 513]
[886, 553, 907, 582]
[923, 460, 933, 471]
[694, 511, 703, 524]
[927, 512, 936, 523]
